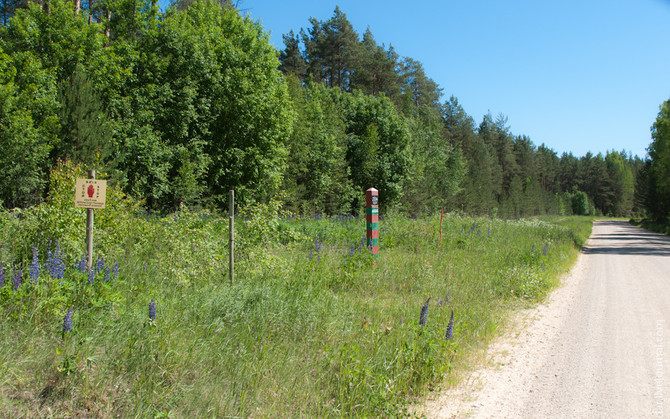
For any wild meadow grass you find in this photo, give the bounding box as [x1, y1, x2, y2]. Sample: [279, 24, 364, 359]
[0, 169, 593, 416]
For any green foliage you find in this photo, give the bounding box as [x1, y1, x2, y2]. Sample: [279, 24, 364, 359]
[644, 98, 670, 222]
[0, 199, 588, 416]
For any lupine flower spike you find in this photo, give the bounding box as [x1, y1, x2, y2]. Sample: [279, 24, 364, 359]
[445, 310, 454, 340]
[63, 306, 73, 335]
[12, 267, 22, 291]
[149, 299, 156, 322]
[0, 264, 4, 288]
[419, 298, 430, 326]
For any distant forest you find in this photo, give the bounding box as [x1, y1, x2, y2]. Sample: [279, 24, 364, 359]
[1, 0, 668, 221]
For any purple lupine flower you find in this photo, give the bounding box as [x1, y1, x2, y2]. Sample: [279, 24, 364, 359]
[0, 264, 4, 287]
[488, 227, 491, 238]
[542, 244, 548, 256]
[445, 310, 454, 340]
[419, 298, 430, 326]
[95, 257, 105, 275]
[46, 243, 65, 279]
[12, 267, 22, 291]
[309, 250, 314, 261]
[29, 246, 40, 283]
[88, 270, 95, 285]
[149, 299, 156, 321]
[77, 255, 87, 273]
[112, 261, 119, 279]
[63, 306, 73, 334]
[104, 268, 110, 283]
[542, 263, 546, 271]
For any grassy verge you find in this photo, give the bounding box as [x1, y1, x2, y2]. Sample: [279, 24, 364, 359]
[629, 219, 670, 236]
[538, 215, 596, 248]
[0, 168, 595, 417]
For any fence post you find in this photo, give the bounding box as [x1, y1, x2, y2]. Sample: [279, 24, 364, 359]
[229, 190, 234, 285]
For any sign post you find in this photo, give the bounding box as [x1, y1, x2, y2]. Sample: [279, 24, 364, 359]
[366, 187, 379, 262]
[74, 170, 107, 271]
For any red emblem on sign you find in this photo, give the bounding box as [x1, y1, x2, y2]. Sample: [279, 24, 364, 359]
[87, 185, 95, 198]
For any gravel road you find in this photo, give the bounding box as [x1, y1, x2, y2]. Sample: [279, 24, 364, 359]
[422, 220, 670, 418]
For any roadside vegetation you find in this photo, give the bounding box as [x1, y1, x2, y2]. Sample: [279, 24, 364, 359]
[0, 162, 594, 416]
[629, 219, 670, 236]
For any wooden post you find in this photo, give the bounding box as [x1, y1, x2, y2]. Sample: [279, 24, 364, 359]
[229, 190, 234, 285]
[86, 169, 95, 271]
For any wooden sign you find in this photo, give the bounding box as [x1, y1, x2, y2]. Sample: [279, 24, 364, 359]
[75, 178, 107, 208]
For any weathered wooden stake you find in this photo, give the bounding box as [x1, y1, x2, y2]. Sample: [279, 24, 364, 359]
[86, 169, 95, 271]
[229, 190, 234, 285]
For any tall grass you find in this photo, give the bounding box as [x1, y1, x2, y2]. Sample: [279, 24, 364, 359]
[0, 167, 591, 416]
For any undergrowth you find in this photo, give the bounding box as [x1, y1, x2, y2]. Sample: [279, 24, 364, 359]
[0, 161, 592, 417]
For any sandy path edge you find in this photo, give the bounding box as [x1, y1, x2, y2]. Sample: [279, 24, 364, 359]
[416, 232, 591, 418]
[418, 220, 670, 418]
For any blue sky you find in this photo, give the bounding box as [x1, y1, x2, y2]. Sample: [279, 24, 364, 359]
[170, 0, 670, 158]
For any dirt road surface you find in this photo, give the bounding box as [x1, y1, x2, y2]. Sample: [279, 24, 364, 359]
[422, 220, 670, 418]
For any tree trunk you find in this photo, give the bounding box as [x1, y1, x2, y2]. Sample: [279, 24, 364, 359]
[105, 10, 111, 38]
[74, 0, 80, 16]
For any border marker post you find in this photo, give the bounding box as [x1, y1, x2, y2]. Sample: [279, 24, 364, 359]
[366, 187, 379, 262]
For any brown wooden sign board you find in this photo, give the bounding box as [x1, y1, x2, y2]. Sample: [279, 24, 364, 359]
[75, 178, 107, 208]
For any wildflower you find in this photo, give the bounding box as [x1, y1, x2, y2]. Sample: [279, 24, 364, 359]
[0, 264, 4, 287]
[88, 270, 95, 285]
[12, 267, 22, 291]
[542, 263, 546, 271]
[95, 257, 105, 275]
[419, 298, 430, 326]
[446, 290, 451, 305]
[104, 268, 110, 283]
[309, 250, 314, 261]
[112, 261, 119, 279]
[46, 242, 66, 280]
[63, 306, 73, 334]
[149, 299, 156, 321]
[77, 255, 87, 273]
[488, 227, 491, 238]
[445, 310, 454, 340]
[29, 246, 40, 283]
[542, 244, 548, 256]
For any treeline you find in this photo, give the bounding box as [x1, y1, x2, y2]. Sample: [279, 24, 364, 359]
[0, 1, 660, 219]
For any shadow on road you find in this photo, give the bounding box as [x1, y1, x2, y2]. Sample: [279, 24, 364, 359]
[581, 221, 670, 257]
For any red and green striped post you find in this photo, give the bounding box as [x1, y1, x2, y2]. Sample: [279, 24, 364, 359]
[366, 187, 379, 260]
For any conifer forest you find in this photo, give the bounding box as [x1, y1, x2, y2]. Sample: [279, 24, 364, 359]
[0, 0, 667, 221]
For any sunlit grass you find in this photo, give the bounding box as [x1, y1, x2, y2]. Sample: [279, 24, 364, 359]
[0, 210, 591, 416]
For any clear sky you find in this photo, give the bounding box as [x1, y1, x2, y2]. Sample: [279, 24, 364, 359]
[174, 0, 670, 158]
